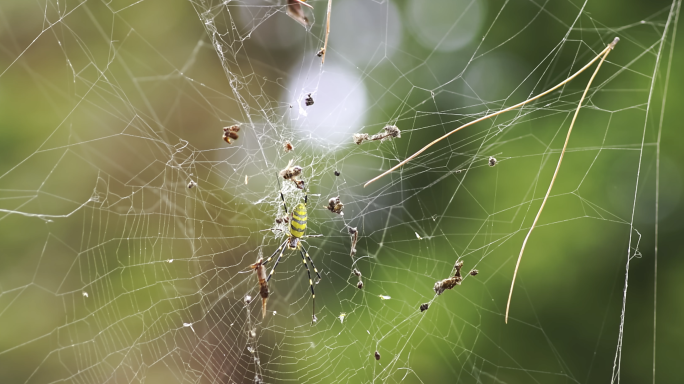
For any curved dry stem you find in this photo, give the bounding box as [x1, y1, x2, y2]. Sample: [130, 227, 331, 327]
[505, 39, 618, 324]
[364, 39, 619, 188]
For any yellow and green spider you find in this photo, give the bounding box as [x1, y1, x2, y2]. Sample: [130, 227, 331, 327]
[261, 175, 322, 323]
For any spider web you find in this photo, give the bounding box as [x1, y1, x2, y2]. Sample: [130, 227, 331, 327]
[0, 0, 680, 383]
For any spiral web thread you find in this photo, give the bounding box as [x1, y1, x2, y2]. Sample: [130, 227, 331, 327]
[0, 0, 679, 383]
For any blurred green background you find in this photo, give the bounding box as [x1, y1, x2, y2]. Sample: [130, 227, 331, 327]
[0, 0, 682, 383]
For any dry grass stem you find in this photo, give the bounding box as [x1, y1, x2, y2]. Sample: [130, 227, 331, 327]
[505, 38, 618, 324]
[320, 0, 332, 63]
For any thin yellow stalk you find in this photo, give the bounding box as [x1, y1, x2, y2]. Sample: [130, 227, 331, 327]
[505, 38, 618, 323]
[321, 0, 332, 64]
[363, 38, 620, 188]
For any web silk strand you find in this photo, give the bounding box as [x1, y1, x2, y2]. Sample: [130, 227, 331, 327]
[505, 38, 618, 324]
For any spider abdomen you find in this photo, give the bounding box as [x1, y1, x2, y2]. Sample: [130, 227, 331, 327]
[290, 203, 307, 238]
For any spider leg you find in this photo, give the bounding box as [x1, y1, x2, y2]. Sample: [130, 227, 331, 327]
[298, 243, 317, 323]
[277, 173, 288, 214]
[266, 243, 287, 283]
[263, 239, 288, 269]
[300, 242, 321, 281]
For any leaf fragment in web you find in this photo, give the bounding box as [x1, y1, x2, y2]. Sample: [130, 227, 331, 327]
[183, 323, 196, 334]
[286, 0, 311, 28]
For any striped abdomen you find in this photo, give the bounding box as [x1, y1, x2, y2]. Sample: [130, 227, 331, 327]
[290, 203, 307, 238]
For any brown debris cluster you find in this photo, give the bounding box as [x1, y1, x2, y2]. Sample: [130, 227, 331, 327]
[433, 261, 480, 295]
[350, 229, 363, 288]
[434, 261, 464, 295]
[353, 267, 364, 289]
[349, 227, 358, 257]
[353, 125, 401, 145]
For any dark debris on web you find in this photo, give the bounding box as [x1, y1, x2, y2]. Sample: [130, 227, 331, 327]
[434, 261, 480, 295]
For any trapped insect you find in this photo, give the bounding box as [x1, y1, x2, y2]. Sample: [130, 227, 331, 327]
[251, 258, 269, 319]
[280, 160, 305, 189]
[488, 156, 497, 167]
[223, 125, 240, 144]
[259, 171, 323, 323]
[326, 196, 344, 214]
[305, 93, 314, 106]
[352, 264, 363, 289]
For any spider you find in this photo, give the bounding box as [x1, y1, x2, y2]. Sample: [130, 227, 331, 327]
[261, 174, 322, 323]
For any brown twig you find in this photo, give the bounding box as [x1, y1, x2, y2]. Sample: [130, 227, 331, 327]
[505, 37, 618, 324]
[320, 0, 332, 63]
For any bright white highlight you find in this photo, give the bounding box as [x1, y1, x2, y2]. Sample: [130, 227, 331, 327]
[407, 0, 485, 52]
[286, 63, 368, 146]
